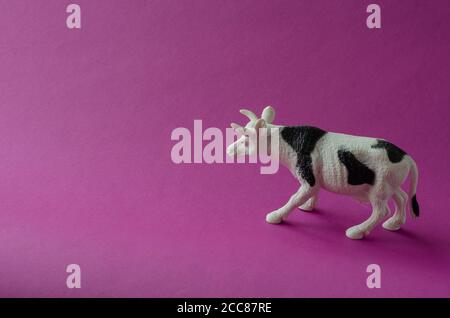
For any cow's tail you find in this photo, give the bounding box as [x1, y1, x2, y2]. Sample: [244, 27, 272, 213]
[407, 157, 420, 218]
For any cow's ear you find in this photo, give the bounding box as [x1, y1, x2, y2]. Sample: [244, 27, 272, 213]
[261, 106, 275, 124]
[230, 123, 241, 130]
[231, 123, 245, 136]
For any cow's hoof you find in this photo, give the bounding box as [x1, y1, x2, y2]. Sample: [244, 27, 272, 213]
[266, 211, 282, 224]
[382, 218, 402, 231]
[346, 226, 365, 240]
[298, 204, 314, 212]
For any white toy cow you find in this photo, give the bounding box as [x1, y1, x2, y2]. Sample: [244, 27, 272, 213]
[227, 106, 420, 240]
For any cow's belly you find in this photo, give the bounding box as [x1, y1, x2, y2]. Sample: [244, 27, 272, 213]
[316, 158, 372, 201]
[321, 179, 372, 202]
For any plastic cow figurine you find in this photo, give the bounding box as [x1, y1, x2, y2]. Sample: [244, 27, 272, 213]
[227, 106, 420, 239]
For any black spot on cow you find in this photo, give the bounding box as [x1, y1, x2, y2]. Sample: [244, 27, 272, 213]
[338, 150, 375, 185]
[371, 139, 406, 163]
[281, 126, 327, 186]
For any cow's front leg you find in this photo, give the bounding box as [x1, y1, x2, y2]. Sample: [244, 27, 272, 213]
[298, 194, 318, 212]
[266, 186, 316, 224]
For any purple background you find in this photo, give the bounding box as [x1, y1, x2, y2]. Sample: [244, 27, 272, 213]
[0, 0, 449, 297]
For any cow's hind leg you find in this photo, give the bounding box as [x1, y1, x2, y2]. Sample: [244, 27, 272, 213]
[346, 199, 389, 240]
[382, 188, 407, 231]
[298, 194, 318, 212]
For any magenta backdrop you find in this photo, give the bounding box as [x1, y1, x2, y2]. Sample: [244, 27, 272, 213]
[0, 0, 449, 297]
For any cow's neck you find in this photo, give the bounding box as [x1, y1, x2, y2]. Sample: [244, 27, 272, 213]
[265, 124, 286, 164]
[265, 124, 297, 174]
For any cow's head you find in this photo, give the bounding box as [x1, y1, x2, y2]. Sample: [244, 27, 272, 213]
[226, 106, 275, 157]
